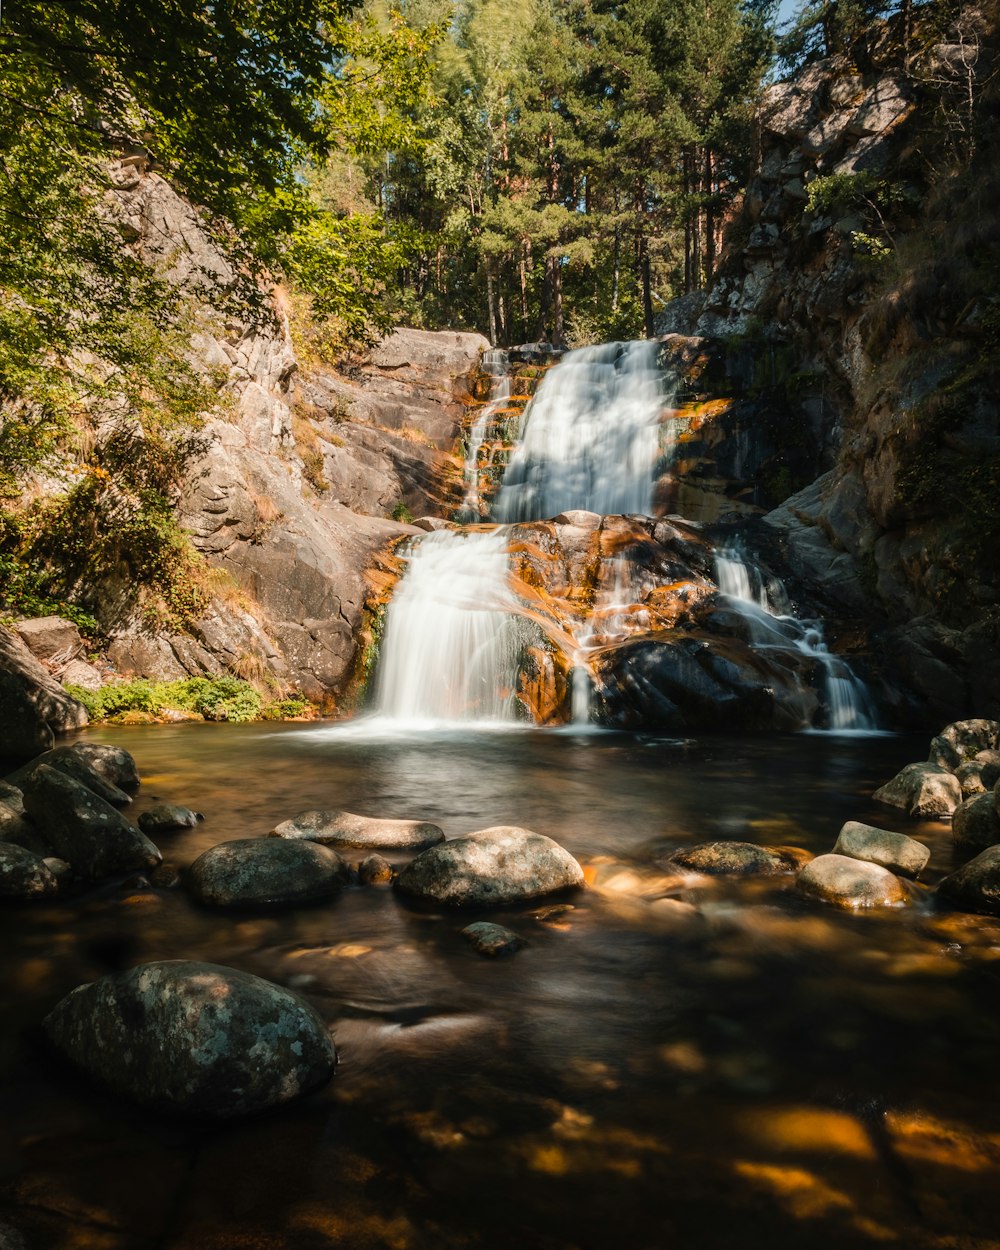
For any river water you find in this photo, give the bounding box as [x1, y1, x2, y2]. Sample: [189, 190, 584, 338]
[2, 722, 1000, 1249]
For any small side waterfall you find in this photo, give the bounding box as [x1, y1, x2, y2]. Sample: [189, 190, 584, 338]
[372, 529, 526, 725]
[495, 340, 669, 521]
[460, 348, 510, 521]
[714, 545, 878, 731]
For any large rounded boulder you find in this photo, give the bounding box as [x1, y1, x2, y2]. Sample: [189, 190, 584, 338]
[187, 838, 350, 908]
[952, 792, 1000, 857]
[873, 762, 962, 819]
[0, 843, 59, 900]
[832, 821, 930, 879]
[395, 826, 583, 908]
[938, 846, 1000, 917]
[43, 961, 336, 1118]
[797, 854, 909, 909]
[271, 809, 444, 851]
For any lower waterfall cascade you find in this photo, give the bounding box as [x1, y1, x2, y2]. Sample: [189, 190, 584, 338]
[369, 339, 880, 732]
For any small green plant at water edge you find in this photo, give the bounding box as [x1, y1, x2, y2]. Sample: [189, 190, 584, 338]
[390, 502, 414, 523]
[65, 676, 311, 723]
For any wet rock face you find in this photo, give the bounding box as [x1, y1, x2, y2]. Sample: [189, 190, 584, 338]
[395, 827, 584, 908]
[187, 838, 350, 907]
[669, 841, 801, 876]
[0, 843, 59, 900]
[19, 765, 161, 881]
[462, 922, 524, 956]
[69, 743, 140, 791]
[137, 805, 203, 834]
[939, 846, 1000, 917]
[43, 961, 336, 1118]
[271, 810, 444, 851]
[873, 762, 963, 819]
[797, 854, 909, 909]
[832, 821, 930, 879]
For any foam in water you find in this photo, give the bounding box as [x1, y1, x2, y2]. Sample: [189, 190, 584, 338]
[714, 544, 878, 731]
[372, 528, 527, 725]
[495, 339, 669, 521]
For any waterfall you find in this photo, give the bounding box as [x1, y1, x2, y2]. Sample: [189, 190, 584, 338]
[713, 544, 878, 731]
[494, 340, 669, 521]
[460, 348, 510, 522]
[372, 529, 526, 725]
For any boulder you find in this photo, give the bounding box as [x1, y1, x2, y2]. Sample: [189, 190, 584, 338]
[395, 826, 584, 908]
[187, 838, 350, 908]
[873, 762, 962, 818]
[832, 821, 930, 879]
[956, 760, 993, 797]
[0, 670, 54, 764]
[19, 765, 160, 880]
[0, 843, 59, 900]
[0, 626, 88, 735]
[138, 804, 203, 834]
[69, 743, 140, 791]
[797, 854, 909, 909]
[271, 809, 444, 851]
[43, 960, 336, 1118]
[938, 846, 1000, 917]
[7, 745, 132, 807]
[669, 840, 800, 876]
[952, 792, 1000, 857]
[60, 658, 105, 691]
[13, 616, 82, 660]
[462, 921, 524, 957]
[928, 720, 1000, 771]
[357, 854, 394, 885]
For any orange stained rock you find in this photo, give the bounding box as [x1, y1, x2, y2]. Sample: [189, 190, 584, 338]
[737, 1106, 877, 1160]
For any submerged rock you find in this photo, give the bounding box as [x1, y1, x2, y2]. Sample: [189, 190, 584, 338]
[138, 804, 203, 834]
[357, 854, 394, 885]
[7, 745, 132, 807]
[187, 838, 350, 908]
[797, 853, 909, 909]
[952, 792, 1000, 857]
[395, 826, 584, 908]
[832, 821, 930, 879]
[938, 846, 1000, 917]
[0, 843, 59, 900]
[873, 762, 962, 818]
[19, 765, 160, 881]
[462, 921, 524, 957]
[43, 960, 336, 1118]
[271, 809, 444, 850]
[669, 840, 800, 876]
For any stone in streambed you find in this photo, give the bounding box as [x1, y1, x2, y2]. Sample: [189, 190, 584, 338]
[0, 843, 59, 900]
[0, 670, 53, 764]
[832, 821, 930, 879]
[669, 840, 801, 876]
[19, 765, 160, 880]
[928, 720, 1000, 771]
[395, 826, 584, 908]
[7, 745, 132, 807]
[138, 804, 203, 834]
[952, 792, 1000, 857]
[271, 809, 444, 851]
[797, 854, 909, 909]
[187, 838, 349, 908]
[462, 922, 524, 957]
[873, 762, 962, 818]
[938, 846, 1000, 917]
[69, 743, 140, 791]
[43, 960, 336, 1118]
[357, 854, 394, 885]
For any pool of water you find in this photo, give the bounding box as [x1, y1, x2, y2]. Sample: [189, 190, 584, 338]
[1, 721, 999, 1250]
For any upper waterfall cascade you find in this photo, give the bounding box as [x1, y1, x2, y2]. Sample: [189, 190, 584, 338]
[495, 340, 670, 522]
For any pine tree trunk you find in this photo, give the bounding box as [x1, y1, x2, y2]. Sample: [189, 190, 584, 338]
[611, 226, 621, 314]
[705, 148, 716, 281]
[487, 268, 498, 345]
[552, 258, 565, 346]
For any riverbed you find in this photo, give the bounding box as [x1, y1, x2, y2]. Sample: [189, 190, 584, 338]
[1, 722, 998, 1249]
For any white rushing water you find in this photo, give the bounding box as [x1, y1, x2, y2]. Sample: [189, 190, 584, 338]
[714, 544, 878, 731]
[372, 529, 526, 725]
[495, 339, 669, 521]
[460, 348, 510, 521]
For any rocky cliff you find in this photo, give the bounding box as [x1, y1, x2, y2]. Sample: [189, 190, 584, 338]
[660, 4, 1000, 722]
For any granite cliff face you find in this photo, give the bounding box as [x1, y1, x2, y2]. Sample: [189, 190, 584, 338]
[98, 160, 487, 702]
[660, 6, 1000, 721]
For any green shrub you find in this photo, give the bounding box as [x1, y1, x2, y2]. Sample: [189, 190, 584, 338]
[66, 675, 267, 723]
[261, 696, 313, 720]
[390, 501, 414, 523]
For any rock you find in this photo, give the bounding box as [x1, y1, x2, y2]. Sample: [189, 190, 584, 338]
[938, 846, 1000, 917]
[271, 809, 445, 851]
[69, 743, 141, 791]
[669, 840, 799, 876]
[873, 762, 962, 818]
[42, 856, 72, 882]
[952, 792, 1000, 857]
[395, 826, 584, 908]
[13, 616, 82, 661]
[187, 838, 350, 907]
[957, 760, 993, 797]
[357, 854, 394, 885]
[138, 804, 203, 834]
[7, 745, 132, 807]
[0, 843, 59, 900]
[928, 720, 1000, 771]
[461, 922, 524, 957]
[797, 854, 909, 909]
[832, 820, 930, 879]
[0, 670, 54, 764]
[43, 960, 336, 1118]
[411, 516, 451, 532]
[0, 1222, 26, 1250]
[60, 658, 105, 691]
[19, 765, 160, 880]
[0, 626, 88, 735]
